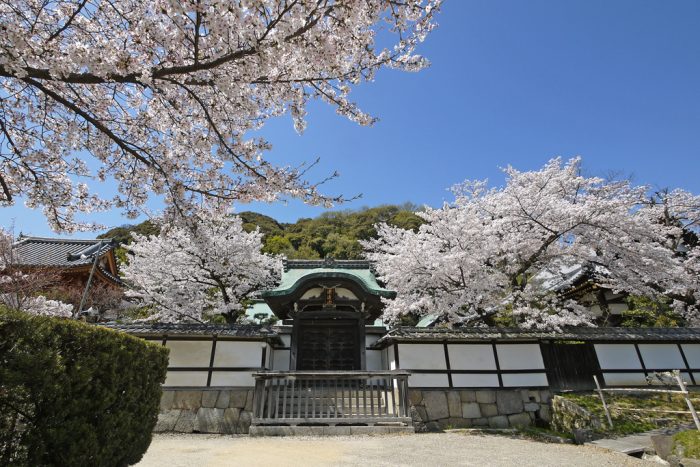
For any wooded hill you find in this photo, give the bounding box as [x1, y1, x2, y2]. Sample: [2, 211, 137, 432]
[99, 204, 424, 261]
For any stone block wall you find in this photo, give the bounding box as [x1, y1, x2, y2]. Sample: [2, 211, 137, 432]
[408, 389, 552, 431]
[550, 395, 603, 434]
[156, 389, 255, 434]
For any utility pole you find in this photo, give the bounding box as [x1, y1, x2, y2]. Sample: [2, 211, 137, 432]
[76, 240, 105, 318]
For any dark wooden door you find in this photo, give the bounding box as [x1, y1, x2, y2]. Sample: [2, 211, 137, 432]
[540, 342, 601, 391]
[296, 318, 360, 370]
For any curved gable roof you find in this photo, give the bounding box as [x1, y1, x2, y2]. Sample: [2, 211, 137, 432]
[261, 267, 395, 299]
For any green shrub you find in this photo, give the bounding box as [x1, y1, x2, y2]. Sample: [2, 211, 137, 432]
[0, 308, 169, 466]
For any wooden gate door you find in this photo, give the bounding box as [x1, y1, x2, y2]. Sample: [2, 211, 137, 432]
[540, 342, 601, 391]
[293, 314, 362, 370]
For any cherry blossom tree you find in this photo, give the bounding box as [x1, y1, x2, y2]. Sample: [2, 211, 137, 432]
[0, 228, 73, 317]
[122, 208, 280, 323]
[637, 188, 700, 320]
[0, 0, 440, 232]
[364, 158, 693, 330]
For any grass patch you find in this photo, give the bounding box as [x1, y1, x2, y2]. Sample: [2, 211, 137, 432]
[452, 427, 574, 443]
[518, 426, 575, 442]
[673, 430, 700, 459]
[560, 392, 699, 435]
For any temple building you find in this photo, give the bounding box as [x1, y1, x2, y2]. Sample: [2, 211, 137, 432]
[107, 259, 700, 436]
[6, 237, 124, 318]
[12, 236, 122, 288]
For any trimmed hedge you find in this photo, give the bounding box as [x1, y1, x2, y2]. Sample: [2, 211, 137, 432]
[0, 309, 169, 466]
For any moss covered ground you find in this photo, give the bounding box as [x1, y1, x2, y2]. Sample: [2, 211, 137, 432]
[673, 430, 700, 459]
[560, 392, 700, 435]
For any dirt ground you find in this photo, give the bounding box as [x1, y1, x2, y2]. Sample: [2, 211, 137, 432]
[136, 432, 654, 467]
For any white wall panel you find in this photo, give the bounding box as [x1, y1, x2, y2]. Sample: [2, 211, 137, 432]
[210, 371, 255, 387]
[638, 344, 685, 369]
[398, 344, 447, 370]
[388, 345, 396, 370]
[408, 373, 449, 387]
[448, 344, 497, 370]
[165, 371, 208, 387]
[595, 344, 642, 369]
[603, 372, 647, 386]
[272, 349, 290, 371]
[366, 349, 382, 370]
[502, 373, 548, 387]
[645, 372, 692, 385]
[682, 345, 700, 368]
[166, 341, 212, 367]
[496, 344, 545, 370]
[213, 341, 262, 367]
[451, 373, 499, 387]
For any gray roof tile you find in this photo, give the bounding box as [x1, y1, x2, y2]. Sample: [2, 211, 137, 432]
[13, 237, 117, 268]
[372, 326, 700, 347]
[102, 322, 281, 341]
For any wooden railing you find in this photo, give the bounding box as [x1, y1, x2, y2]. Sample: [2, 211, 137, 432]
[252, 370, 412, 426]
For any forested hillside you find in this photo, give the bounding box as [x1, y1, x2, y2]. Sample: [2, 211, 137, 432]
[100, 204, 424, 261]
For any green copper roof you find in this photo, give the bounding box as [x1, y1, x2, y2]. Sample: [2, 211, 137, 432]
[260, 266, 396, 299]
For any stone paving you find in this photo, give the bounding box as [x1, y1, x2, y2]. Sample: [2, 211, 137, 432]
[137, 432, 653, 466]
[588, 424, 694, 455]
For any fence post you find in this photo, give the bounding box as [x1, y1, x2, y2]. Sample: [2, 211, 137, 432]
[674, 371, 700, 431]
[593, 375, 613, 429]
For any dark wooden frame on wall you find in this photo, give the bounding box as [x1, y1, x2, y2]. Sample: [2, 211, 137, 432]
[386, 338, 700, 390]
[594, 341, 700, 386]
[392, 341, 549, 390]
[539, 341, 602, 391]
[148, 334, 269, 388]
[289, 310, 366, 371]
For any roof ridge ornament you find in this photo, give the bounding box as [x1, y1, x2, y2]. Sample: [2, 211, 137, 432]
[323, 256, 336, 268]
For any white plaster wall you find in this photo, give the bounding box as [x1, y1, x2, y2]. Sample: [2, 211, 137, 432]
[266, 345, 273, 369]
[398, 344, 447, 370]
[280, 334, 292, 347]
[595, 344, 642, 369]
[213, 341, 261, 367]
[366, 349, 383, 370]
[682, 344, 700, 368]
[166, 341, 212, 367]
[448, 344, 497, 370]
[496, 344, 545, 370]
[272, 349, 290, 370]
[164, 371, 208, 387]
[388, 345, 396, 370]
[501, 373, 548, 387]
[365, 334, 379, 346]
[451, 373, 499, 387]
[603, 372, 647, 386]
[210, 371, 255, 387]
[408, 373, 449, 387]
[638, 344, 685, 369]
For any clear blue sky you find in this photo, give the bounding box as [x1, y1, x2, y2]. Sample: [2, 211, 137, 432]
[4, 0, 700, 236]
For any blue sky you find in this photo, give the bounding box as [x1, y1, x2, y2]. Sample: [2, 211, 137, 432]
[4, 0, 700, 236]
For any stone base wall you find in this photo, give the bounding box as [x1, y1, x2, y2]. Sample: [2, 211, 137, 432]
[155, 388, 553, 434]
[408, 389, 552, 431]
[156, 389, 255, 434]
[550, 395, 603, 434]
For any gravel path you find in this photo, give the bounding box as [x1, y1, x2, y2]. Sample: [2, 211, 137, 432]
[136, 432, 654, 467]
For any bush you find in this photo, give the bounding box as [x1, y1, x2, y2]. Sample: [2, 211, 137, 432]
[0, 308, 168, 466]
